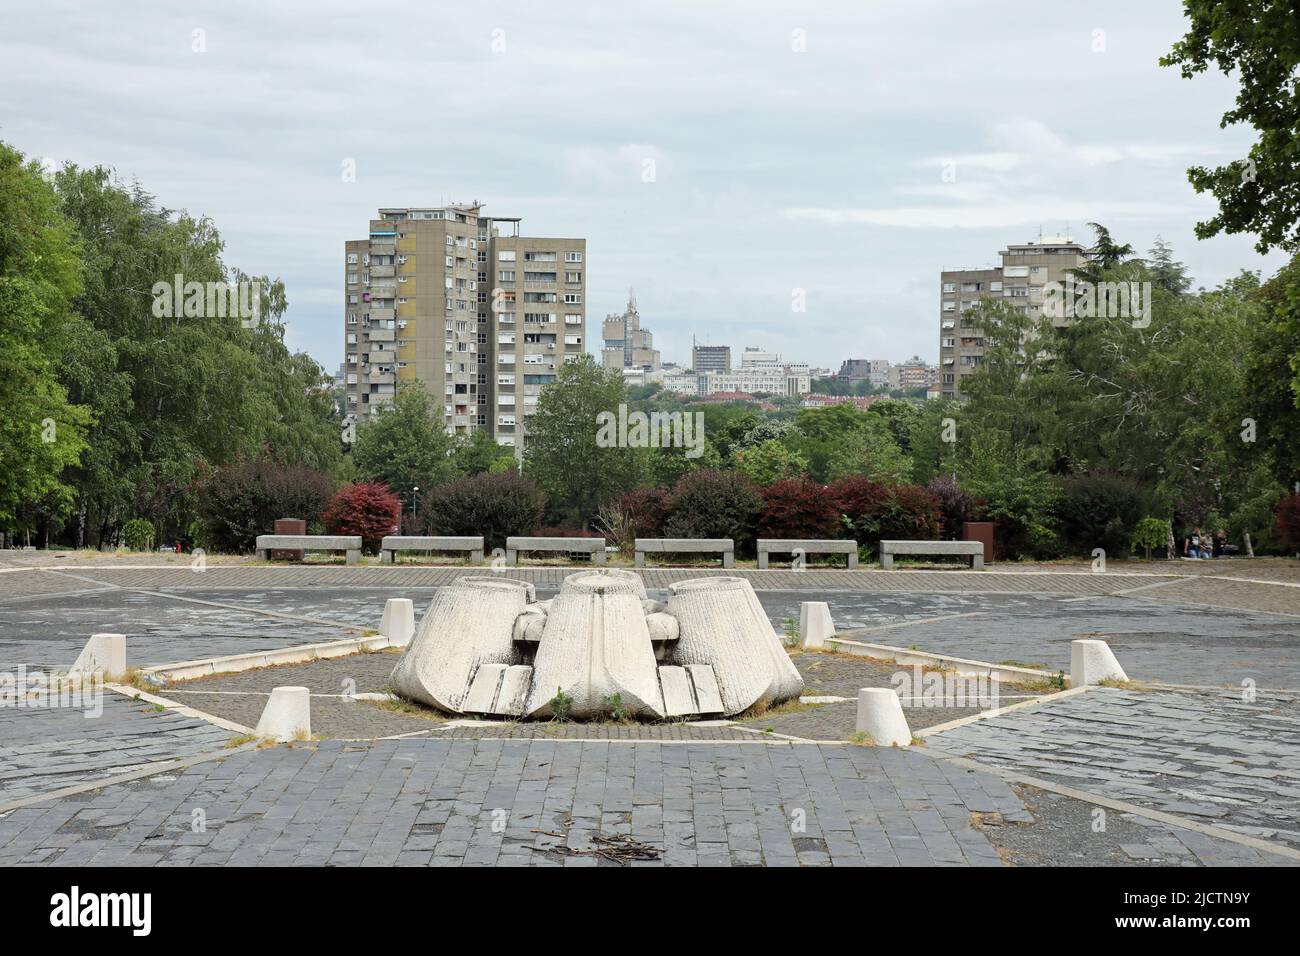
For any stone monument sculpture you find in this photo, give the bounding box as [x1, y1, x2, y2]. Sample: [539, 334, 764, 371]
[389, 569, 803, 720]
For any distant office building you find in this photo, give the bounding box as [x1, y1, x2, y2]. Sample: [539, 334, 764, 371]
[940, 235, 1089, 398]
[836, 358, 890, 389]
[692, 343, 731, 374]
[601, 289, 660, 372]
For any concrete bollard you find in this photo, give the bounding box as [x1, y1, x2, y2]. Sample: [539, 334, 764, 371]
[379, 598, 415, 647]
[855, 687, 911, 747]
[70, 633, 127, 678]
[255, 686, 311, 742]
[1070, 639, 1128, 686]
[799, 602, 835, 650]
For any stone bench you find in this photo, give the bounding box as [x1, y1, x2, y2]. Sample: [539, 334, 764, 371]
[879, 539, 984, 570]
[255, 535, 362, 565]
[506, 536, 606, 565]
[757, 538, 858, 570]
[634, 538, 734, 568]
[380, 535, 484, 564]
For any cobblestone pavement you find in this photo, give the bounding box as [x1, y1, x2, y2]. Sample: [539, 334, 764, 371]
[838, 595, 1300, 687]
[986, 784, 1294, 866]
[0, 693, 232, 803]
[0, 564, 1185, 598]
[2, 736, 1284, 867]
[924, 687, 1300, 850]
[0, 739, 1025, 867]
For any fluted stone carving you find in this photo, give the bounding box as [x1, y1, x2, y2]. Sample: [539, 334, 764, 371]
[389, 569, 803, 721]
[389, 577, 532, 712]
[666, 576, 804, 714]
[525, 569, 664, 719]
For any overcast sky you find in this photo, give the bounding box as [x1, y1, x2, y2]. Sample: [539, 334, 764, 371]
[3, 0, 1285, 373]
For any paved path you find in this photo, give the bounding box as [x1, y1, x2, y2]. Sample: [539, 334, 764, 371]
[0, 739, 1026, 867]
[839, 595, 1300, 688]
[925, 687, 1300, 851]
[0, 692, 232, 803]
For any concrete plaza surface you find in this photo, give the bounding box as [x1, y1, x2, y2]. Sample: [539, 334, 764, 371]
[1, 557, 1298, 867]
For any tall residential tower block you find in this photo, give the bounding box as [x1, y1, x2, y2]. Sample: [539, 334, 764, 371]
[343, 204, 586, 454]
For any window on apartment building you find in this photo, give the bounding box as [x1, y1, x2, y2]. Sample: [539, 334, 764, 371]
[498, 251, 516, 262]
[563, 293, 581, 304]
[942, 338, 955, 348]
[347, 254, 358, 264]
[990, 281, 1002, 292]
[347, 274, 357, 285]
[566, 272, 581, 283]
[942, 302, 956, 312]
[565, 251, 583, 262]
[499, 270, 515, 282]
[524, 251, 556, 262]
[525, 272, 556, 282]
[942, 282, 955, 293]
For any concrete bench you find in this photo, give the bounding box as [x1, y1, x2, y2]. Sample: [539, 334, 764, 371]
[879, 539, 984, 570]
[634, 538, 734, 568]
[757, 539, 858, 569]
[506, 536, 606, 565]
[380, 535, 484, 564]
[255, 535, 362, 565]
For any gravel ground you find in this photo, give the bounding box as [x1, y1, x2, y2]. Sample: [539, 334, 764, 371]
[159, 646, 1045, 742]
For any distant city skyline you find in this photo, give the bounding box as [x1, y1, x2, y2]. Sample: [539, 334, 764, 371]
[3, 0, 1287, 374]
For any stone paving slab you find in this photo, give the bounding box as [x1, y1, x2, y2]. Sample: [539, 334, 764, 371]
[925, 687, 1300, 851]
[0, 740, 1022, 867]
[0, 693, 233, 803]
[0, 565, 1179, 599]
[847, 595, 1300, 687]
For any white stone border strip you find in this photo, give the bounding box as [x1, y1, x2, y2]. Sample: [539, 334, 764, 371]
[0, 740, 262, 816]
[143, 634, 393, 682]
[105, 683, 254, 735]
[825, 635, 1057, 685]
[912, 686, 1090, 738]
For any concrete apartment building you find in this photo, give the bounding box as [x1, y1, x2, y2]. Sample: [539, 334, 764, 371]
[940, 235, 1088, 397]
[343, 203, 585, 456]
[888, 355, 940, 391]
[601, 290, 660, 373]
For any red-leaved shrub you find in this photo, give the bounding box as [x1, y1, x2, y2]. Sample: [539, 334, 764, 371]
[927, 475, 977, 539]
[416, 471, 546, 550]
[759, 478, 843, 540]
[831, 477, 941, 557]
[322, 482, 400, 553]
[614, 487, 671, 539]
[1275, 493, 1300, 551]
[664, 469, 763, 554]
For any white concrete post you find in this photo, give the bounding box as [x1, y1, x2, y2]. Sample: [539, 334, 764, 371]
[379, 598, 415, 647]
[1069, 639, 1128, 686]
[70, 633, 127, 678]
[799, 602, 835, 650]
[855, 688, 911, 747]
[255, 686, 311, 742]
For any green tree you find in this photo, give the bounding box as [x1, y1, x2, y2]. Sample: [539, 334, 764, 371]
[351, 382, 455, 496]
[524, 355, 643, 523]
[734, 439, 808, 484]
[0, 143, 91, 537]
[1163, 1, 1300, 254]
